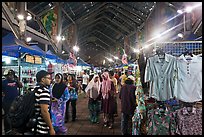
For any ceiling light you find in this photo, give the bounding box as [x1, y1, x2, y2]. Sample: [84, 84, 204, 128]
[49, 3, 52, 7]
[56, 35, 62, 41]
[156, 34, 162, 38]
[26, 37, 32, 42]
[5, 58, 11, 64]
[134, 49, 140, 53]
[17, 14, 24, 20]
[114, 56, 119, 60]
[185, 6, 192, 13]
[62, 36, 65, 41]
[73, 46, 79, 52]
[177, 10, 183, 14]
[143, 45, 149, 49]
[177, 33, 184, 38]
[26, 13, 32, 21]
[103, 60, 105, 65]
[107, 58, 113, 62]
[169, 3, 173, 7]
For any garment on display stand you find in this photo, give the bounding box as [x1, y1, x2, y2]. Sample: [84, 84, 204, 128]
[174, 54, 202, 102]
[132, 66, 146, 135]
[144, 53, 177, 101]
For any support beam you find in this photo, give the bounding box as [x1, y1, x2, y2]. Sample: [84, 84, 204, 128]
[2, 2, 20, 39]
[37, 4, 58, 17]
[79, 40, 109, 53]
[79, 19, 125, 37]
[79, 15, 129, 34]
[94, 30, 119, 44]
[63, 2, 140, 34]
[127, 2, 157, 38]
[192, 17, 202, 34]
[77, 4, 140, 31]
[61, 6, 75, 24]
[112, 2, 145, 21]
[61, 3, 108, 36]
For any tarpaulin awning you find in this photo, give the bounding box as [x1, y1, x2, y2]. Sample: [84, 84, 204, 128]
[2, 45, 44, 58]
[46, 50, 58, 60]
[77, 58, 90, 66]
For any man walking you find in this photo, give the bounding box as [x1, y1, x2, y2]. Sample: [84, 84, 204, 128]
[34, 70, 55, 135]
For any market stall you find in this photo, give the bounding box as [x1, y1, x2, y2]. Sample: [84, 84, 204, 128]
[2, 44, 44, 94]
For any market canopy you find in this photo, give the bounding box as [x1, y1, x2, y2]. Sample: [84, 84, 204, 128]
[45, 50, 58, 60]
[2, 45, 45, 58]
[30, 45, 46, 55]
[77, 57, 90, 66]
[2, 33, 16, 46]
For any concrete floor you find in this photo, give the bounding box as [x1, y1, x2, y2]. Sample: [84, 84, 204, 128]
[63, 93, 122, 135]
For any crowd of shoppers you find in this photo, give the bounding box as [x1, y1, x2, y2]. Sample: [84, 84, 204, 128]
[2, 68, 137, 135]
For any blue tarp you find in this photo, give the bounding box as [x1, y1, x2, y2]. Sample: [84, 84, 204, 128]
[77, 58, 90, 66]
[2, 33, 16, 46]
[46, 50, 58, 60]
[57, 57, 66, 64]
[30, 45, 46, 55]
[2, 45, 44, 58]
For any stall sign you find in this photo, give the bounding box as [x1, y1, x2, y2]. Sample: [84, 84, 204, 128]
[25, 55, 34, 63]
[34, 56, 42, 64]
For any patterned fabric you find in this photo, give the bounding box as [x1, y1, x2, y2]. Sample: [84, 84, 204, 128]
[147, 108, 171, 135]
[88, 98, 100, 123]
[175, 107, 202, 135]
[132, 109, 141, 135]
[51, 87, 70, 133]
[132, 66, 146, 135]
[69, 88, 78, 100]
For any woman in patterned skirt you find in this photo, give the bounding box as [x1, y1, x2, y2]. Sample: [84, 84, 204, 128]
[51, 73, 70, 134]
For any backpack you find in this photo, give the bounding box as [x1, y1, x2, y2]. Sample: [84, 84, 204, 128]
[8, 88, 37, 131]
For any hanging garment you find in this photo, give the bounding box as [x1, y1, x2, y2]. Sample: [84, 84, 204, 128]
[174, 54, 202, 102]
[145, 53, 177, 101]
[175, 107, 202, 135]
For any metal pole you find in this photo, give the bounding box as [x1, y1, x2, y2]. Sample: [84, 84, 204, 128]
[18, 52, 22, 95]
[184, 13, 186, 36]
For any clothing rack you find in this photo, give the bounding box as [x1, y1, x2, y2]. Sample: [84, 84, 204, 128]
[152, 41, 202, 57]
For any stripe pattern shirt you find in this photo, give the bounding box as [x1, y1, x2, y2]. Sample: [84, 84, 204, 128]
[34, 84, 51, 134]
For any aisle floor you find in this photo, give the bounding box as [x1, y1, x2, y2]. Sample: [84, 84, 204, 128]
[64, 93, 122, 135]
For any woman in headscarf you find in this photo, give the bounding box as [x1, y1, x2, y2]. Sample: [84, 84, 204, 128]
[85, 74, 101, 124]
[101, 72, 116, 129]
[51, 73, 70, 134]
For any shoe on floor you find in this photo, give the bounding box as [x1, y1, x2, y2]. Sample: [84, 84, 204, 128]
[103, 123, 108, 127]
[108, 124, 113, 129]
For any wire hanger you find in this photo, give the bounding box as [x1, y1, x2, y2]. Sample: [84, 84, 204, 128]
[155, 47, 165, 59]
[183, 48, 193, 57]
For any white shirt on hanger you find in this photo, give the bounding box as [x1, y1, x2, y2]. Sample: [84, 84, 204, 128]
[174, 54, 202, 102]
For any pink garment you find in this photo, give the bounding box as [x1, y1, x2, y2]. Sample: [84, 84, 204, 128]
[101, 72, 112, 99]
